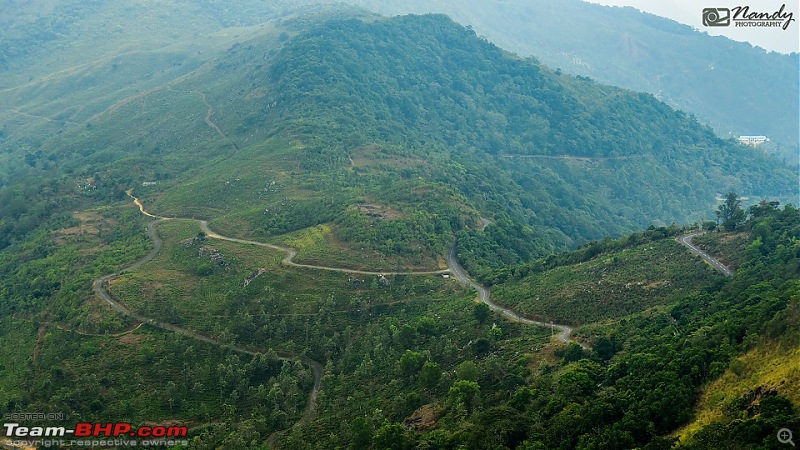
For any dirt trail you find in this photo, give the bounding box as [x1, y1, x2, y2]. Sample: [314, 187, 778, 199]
[198, 93, 225, 139]
[32, 322, 48, 362]
[92, 215, 323, 443]
[7, 108, 80, 125]
[53, 322, 143, 337]
[90, 86, 166, 122]
[501, 154, 647, 162]
[97, 192, 590, 447]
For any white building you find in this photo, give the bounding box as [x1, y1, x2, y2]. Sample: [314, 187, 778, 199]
[738, 136, 768, 146]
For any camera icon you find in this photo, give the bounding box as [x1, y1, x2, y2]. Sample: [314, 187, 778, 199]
[703, 8, 731, 26]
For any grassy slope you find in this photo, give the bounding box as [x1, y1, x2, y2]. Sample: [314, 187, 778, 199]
[679, 330, 800, 442]
[491, 238, 722, 325]
[676, 232, 800, 444]
[0, 1, 359, 185]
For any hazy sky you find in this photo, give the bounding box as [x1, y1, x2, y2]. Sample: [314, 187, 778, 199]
[586, 0, 799, 54]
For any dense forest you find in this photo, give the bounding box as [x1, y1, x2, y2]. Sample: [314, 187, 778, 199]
[0, 7, 797, 450]
[341, 0, 800, 160]
[277, 203, 800, 449]
[257, 14, 795, 273]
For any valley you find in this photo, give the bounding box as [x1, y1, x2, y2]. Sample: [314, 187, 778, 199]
[81, 187, 741, 445]
[0, 4, 797, 449]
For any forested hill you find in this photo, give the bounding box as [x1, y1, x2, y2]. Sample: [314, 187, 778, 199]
[3, 13, 795, 270]
[20, 13, 793, 268]
[248, 14, 793, 270]
[334, 0, 800, 156]
[1, 9, 799, 449]
[269, 13, 719, 158]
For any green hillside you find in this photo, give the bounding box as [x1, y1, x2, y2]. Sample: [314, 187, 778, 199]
[490, 235, 721, 325]
[344, 0, 800, 160]
[0, 8, 798, 450]
[16, 14, 793, 273]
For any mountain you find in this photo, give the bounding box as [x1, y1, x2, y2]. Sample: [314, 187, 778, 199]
[333, 0, 800, 162]
[2, 11, 795, 276]
[55, 13, 796, 271]
[0, 7, 798, 450]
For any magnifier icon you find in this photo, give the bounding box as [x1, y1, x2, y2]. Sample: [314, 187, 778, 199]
[779, 428, 796, 446]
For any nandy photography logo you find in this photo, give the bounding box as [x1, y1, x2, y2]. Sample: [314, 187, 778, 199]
[703, 4, 795, 29]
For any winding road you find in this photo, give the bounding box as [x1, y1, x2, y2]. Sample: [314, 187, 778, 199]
[446, 248, 585, 349]
[677, 232, 734, 277]
[95, 199, 324, 444]
[125, 192, 581, 342]
[198, 221, 449, 276]
[96, 194, 741, 444]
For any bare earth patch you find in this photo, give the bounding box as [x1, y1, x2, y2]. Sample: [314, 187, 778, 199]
[358, 203, 404, 220]
[403, 403, 444, 431]
[54, 210, 116, 250]
[118, 333, 144, 346]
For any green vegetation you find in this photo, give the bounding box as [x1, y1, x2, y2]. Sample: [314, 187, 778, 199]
[717, 192, 747, 231]
[0, 207, 314, 446]
[4, 13, 793, 272]
[0, 6, 798, 450]
[490, 237, 721, 325]
[678, 299, 800, 445]
[255, 13, 794, 268]
[349, 0, 800, 159]
[284, 204, 800, 450]
[691, 232, 750, 271]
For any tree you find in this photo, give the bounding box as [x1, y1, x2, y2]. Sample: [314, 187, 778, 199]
[561, 342, 586, 364]
[716, 192, 746, 231]
[348, 416, 373, 450]
[372, 421, 415, 450]
[456, 361, 479, 381]
[418, 361, 442, 389]
[448, 380, 480, 412]
[399, 350, 425, 378]
[474, 302, 490, 324]
[473, 338, 491, 355]
[749, 199, 779, 218]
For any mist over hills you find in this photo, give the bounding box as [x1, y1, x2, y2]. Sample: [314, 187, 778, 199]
[335, 0, 800, 160]
[0, 4, 798, 450]
[8, 12, 792, 275]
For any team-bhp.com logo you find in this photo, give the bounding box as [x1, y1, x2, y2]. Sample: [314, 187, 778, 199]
[4, 422, 187, 438]
[703, 4, 795, 29]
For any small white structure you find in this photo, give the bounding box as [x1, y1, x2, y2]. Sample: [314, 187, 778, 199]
[738, 136, 768, 146]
